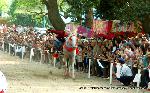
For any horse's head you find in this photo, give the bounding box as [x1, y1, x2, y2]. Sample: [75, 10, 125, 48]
[70, 35, 77, 48]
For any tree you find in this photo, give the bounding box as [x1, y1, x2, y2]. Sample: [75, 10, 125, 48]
[0, 0, 9, 12]
[13, 0, 66, 30]
[64, 0, 101, 28]
[42, 0, 66, 30]
[8, 0, 47, 27]
[96, 0, 150, 33]
[60, 0, 150, 33]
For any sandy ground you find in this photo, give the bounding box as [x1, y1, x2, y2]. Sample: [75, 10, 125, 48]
[0, 50, 149, 93]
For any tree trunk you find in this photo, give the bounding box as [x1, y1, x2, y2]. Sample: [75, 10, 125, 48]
[142, 15, 150, 34]
[43, 0, 66, 30]
[85, 8, 93, 28]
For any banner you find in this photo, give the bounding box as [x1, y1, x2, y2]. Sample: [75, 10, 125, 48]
[77, 26, 93, 38]
[93, 20, 109, 35]
[111, 20, 135, 32]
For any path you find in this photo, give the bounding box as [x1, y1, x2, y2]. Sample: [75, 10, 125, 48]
[0, 51, 148, 93]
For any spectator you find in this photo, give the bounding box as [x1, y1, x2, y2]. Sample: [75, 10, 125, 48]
[116, 57, 134, 86]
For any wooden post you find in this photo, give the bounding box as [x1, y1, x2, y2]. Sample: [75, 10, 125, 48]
[21, 46, 25, 61]
[53, 57, 56, 67]
[2, 40, 4, 51]
[137, 69, 141, 87]
[30, 48, 34, 62]
[47, 50, 50, 63]
[136, 69, 141, 93]
[14, 45, 17, 56]
[109, 62, 113, 85]
[8, 43, 10, 54]
[88, 58, 91, 78]
[40, 50, 42, 64]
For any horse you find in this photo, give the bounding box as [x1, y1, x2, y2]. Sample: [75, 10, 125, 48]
[47, 23, 79, 78]
[63, 33, 78, 78]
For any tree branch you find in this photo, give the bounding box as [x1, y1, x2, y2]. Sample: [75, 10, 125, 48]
[42, 0, 50, 8]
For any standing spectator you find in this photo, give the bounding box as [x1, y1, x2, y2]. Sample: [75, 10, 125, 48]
[76, 46, 83, 71]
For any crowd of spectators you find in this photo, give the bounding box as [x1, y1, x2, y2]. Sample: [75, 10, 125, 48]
[0, 25, 149, 89]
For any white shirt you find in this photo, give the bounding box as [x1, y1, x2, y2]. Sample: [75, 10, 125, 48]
[120, 64, 133, 76]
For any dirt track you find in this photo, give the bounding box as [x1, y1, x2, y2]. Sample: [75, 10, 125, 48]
[0, 51, 148, 93]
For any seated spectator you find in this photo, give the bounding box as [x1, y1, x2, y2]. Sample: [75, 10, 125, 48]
[116, 58, 134, 86]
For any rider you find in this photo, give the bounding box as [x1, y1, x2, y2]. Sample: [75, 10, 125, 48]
[47, 29, 69, 51]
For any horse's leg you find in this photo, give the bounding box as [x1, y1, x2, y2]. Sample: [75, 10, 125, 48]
[68, 57, 71, 75]
[71, 50, 76, 79]
[64, 55, 69, 77]
[72, 59, 75, 78]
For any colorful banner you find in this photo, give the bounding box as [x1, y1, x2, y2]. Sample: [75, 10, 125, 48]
[93, 20, 108, 35]
[77, 25, 93, 38]
[111, 20, 135, 32]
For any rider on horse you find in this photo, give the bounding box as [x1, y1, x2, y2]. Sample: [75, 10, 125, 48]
[47, 29, 69, 51]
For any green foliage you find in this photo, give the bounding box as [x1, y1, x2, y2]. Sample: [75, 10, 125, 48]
[96, 0, 150, 22]
[8, 0, 49, 27]
[15, 0, 44, 13]
[59, 0, 149, 23]
[0, 0, 9, 12]
[8, 0, 18, 16]
[9, 13, 35, 26]
[58, 0, 101, 24]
